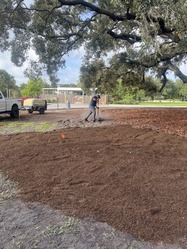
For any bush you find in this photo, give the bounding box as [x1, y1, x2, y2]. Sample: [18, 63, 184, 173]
[123, 93, 137, 104]
[109, 98, 138, 105]
[47, 99, 57, 103]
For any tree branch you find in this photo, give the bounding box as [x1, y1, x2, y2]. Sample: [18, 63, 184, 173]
[58, 0, 126, 21]
[107, 30, 141, 44]
[58, 1, 177, 38]
[167, 62, 187, 83]
[159, 70, 168, 92]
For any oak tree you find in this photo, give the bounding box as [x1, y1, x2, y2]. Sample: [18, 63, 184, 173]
[1, 0, 187, 90]
[0, 69, 16, 96]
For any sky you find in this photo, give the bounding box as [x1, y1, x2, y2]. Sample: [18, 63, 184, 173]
[0, 0, 84, 86]
[0, 48, 85, 86]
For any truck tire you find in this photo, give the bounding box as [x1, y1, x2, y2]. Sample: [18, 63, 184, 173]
[28, 109, 33, 114]
[39, 108, 45, 114]
[10, 105, 19, 118]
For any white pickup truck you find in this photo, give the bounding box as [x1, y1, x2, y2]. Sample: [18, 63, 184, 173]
[0, 91, 22, 118]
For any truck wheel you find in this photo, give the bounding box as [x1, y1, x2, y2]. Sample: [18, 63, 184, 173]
[10, 106, 19, 118]
[39, 108, 45, 114]
[28, 109, 33, 114]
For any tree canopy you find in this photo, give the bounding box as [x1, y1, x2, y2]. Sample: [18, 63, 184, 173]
[0, 69, 16, 96]
[1, 0, 187, 90]
[20, 77, 49, 97]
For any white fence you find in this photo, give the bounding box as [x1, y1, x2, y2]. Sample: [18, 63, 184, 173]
[40, 93, 109, 105]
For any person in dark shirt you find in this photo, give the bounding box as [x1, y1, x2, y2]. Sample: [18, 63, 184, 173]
[85, 94, 100, 122]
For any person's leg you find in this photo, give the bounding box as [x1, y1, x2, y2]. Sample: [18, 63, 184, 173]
[85, 106, 94, 121]
[85, 111, 92, 121]
[93, 108, 96, 121]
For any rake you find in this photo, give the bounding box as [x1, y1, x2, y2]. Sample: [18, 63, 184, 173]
[97, 103, 102, 122]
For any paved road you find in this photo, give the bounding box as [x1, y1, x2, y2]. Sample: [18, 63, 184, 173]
[47, 103, 187, 110]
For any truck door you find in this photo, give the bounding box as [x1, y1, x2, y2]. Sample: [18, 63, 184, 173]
[0, 92, 6, 112]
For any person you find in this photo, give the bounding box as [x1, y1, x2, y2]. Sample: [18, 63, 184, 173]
[85, 94, 100, 122]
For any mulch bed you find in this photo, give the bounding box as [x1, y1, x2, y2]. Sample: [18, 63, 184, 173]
[1, 107, 187, 247]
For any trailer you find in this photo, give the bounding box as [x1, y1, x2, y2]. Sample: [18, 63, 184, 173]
[23, 98, 47, 114]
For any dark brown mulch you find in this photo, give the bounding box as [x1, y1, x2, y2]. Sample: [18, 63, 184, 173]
[1, 107, 187, 247]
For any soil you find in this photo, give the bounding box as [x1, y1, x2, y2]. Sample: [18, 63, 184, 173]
[1, 107, 187, 249]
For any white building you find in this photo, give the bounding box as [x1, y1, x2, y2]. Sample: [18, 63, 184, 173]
[42, 87, 84, 96]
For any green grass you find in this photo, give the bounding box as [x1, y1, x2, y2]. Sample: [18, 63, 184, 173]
[43, 217, 78, 236]
[34, 122, 56, 132]
[138, 101, 187, 106]
[0, 121, 57, 134]
[110, 100, 187, 106]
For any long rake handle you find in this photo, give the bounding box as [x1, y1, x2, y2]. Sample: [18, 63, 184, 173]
[97, 101, 100, 120]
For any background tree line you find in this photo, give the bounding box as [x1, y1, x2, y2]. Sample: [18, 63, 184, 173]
[1, 68, 187, 104]
[109, 78, 187, 104]
[0, 69, 49, 98]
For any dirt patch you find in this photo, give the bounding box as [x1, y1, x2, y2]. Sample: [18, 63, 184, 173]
[1, 107, 187, 248]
